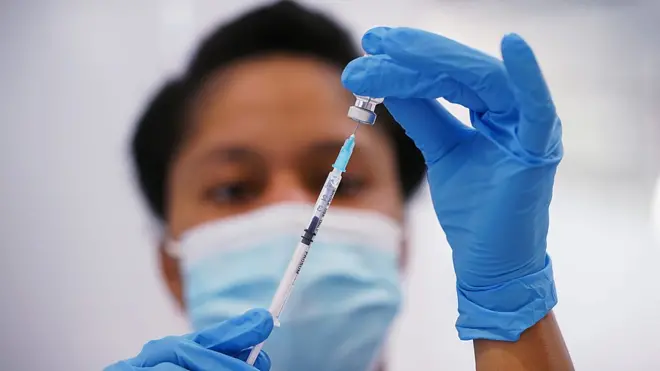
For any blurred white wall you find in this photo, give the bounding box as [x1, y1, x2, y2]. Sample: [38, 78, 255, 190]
[0, 1, 658, 370]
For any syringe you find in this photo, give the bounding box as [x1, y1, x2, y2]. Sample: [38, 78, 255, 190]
[245, 130, 357, 366]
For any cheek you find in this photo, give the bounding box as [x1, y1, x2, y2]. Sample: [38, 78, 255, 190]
[352, 136, 405, 222]
[360, 186, 403, 222]
[355, 163, 404, 222]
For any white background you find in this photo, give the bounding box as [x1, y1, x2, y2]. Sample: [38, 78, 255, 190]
[1, 1, 659, 370]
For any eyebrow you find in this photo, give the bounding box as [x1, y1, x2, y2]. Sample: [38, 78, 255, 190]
[198, 147, 261, 165]
[305, 140, 346, 154]
[303, 139, 369, 164]
[194, 139, 366, 168]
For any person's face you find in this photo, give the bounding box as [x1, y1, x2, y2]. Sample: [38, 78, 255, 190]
[161, 55, 404, 305]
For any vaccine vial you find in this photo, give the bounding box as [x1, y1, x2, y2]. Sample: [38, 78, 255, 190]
[347, 95, 384, 125]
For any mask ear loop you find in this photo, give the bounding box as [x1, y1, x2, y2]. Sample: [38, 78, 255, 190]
[394, 216, 409, 292]
[398, 228, 409, 272]
[152, 215, 181, 259]
[164, 234, 182, 259]
[157, 234, 187, 314]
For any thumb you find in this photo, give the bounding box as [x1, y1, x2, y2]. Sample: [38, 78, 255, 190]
[501, 33, 561, 156]
[190, 308, 274, 353]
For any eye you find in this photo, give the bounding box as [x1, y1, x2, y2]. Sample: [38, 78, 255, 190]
[334, 175, 366, 198]
[205, 182, 258, 205]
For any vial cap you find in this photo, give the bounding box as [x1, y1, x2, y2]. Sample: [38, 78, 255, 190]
[347, 106, 377, 125]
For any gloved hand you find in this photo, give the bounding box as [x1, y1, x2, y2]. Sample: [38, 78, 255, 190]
[342, 27, 562, 342]
[104, 309, 273, 371]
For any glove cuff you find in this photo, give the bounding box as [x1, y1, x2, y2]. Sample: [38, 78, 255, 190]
[455, 254, 557, 342]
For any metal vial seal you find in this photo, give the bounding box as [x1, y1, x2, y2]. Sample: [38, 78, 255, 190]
[347, 95, 384, 125]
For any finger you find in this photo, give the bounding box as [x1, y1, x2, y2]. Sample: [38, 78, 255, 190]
[174, 343, 259, 371]
[129, 336, 182, 366]
[342, 55, 487, 112]
[361, 26, 390, 55]
[237, 348, 271, 371]
[137, 341, 257, 371]
[501, 33, 560, 155]
[383, 97, 475, 164]
[191, 308, 274, 353]
[130, 309, 273, 367]
[104, 360, 136, 371]
[139, 363, 187, 370]
[364, 26, 515, 114]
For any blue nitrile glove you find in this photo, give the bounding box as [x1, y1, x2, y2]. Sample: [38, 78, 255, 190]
[104, 309, 273, 371]
[342, 27, 562, 342]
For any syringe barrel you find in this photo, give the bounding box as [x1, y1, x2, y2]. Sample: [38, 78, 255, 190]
[246, 168, 343, 366]
[316, 168, 342, 209]
[267, 241, 309, 324]
[270, 168, 342, 319]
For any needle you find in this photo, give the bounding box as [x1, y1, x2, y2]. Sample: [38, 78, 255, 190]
[352, 122, 360, 136]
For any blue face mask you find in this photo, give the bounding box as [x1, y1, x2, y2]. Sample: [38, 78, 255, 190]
[172, 203, 403, 371]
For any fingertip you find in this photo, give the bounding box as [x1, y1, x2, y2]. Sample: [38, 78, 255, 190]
[500, 33, 559, 155]
[502, 32, 525, 45]
[105, 360, 136, 370]
[341, 56, 373, 94]
[244, 308, 274, 330]
[500, 32, 548, 98]
[244, 307, 270, 318]
[503, 32, 553, 87]
[383, 27, 440, 54]
[362, 26, 391, 54]
[340, 59, 359, 88]
[500, 33, 535, 61]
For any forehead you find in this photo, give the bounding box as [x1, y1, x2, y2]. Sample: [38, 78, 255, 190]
[183, 55, 384, 157]
[167, 54, 404, 231]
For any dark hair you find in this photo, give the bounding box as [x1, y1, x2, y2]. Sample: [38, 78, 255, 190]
[131, 0, 426, 221]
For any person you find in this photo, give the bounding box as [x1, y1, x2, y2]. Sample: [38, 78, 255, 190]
[106, 1, 574, 370]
